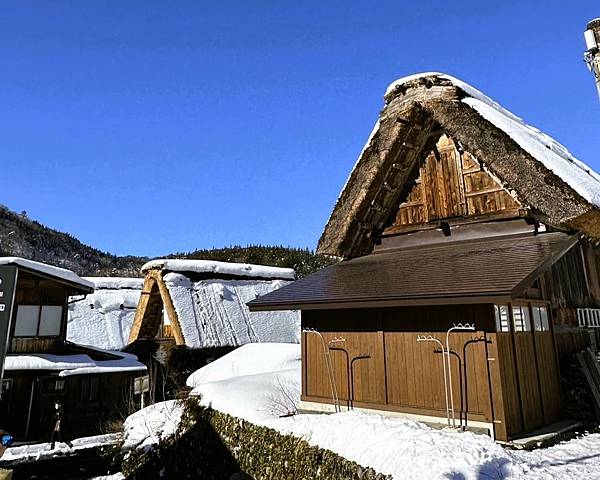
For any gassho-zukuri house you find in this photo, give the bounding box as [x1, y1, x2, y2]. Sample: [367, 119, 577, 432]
[0, 258, 147, 441]
[128, 259, 300, 348]
[248, 73, 600, 442]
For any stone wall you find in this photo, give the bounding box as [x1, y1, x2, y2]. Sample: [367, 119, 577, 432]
[123, 400, 391, 480]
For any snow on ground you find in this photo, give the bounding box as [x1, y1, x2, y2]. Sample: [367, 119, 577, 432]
[122, 400, 184, 451]
[1, 434, 121, 465]
[67, 278, 143, 350]
[187, 342, 300, 386]
[142, 259, 295, 280]
[165, 273, 300, 348]
[185, 342, 600, 480]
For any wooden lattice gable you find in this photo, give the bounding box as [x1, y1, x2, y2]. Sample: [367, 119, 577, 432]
[318, 74, 600, 259]
[385, 134, 522, 234]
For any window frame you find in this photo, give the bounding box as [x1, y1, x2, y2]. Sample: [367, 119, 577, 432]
[511, 304, 532, 332]
[12, 304, 64, 338]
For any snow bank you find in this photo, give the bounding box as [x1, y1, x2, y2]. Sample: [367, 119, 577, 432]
[187, 343, 301, 421]
[142, 259, 295, 280]
[0, 257, 93, 290]
[122, 400, 184, 451]
[4, 351, 146, 376]
[1, 434, 121, 464]
[187, 342, 300, 387]
[67, 277, 143, 350]
[165, 274, 300, 348]
[186, 342, 600, 480]
[383, 72, 600, 208]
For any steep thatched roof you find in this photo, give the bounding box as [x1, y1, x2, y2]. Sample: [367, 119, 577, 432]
[318, 73, 600, 259]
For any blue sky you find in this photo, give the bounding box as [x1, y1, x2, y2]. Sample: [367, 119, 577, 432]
[1, 1, 599, 256]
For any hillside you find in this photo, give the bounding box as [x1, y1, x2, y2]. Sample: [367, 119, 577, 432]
[172, 245, 338, 278]
[0, 204, 336, 278]
[0, 204, 146, 276]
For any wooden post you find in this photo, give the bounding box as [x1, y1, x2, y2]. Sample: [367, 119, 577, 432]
[155, 273, 186, 346]
[128, 275, 158, 344]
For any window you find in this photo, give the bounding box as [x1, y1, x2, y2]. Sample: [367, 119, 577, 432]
[532, 306, 550, 332]
[39, 306, 62, 336]
[512, 305, 532, 332]
[14, 306, 40, 336]
[13, 305, 63, 337]
[494, 304, 510, 332]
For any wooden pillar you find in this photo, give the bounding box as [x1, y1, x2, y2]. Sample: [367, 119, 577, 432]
[155, 273, 186, 346]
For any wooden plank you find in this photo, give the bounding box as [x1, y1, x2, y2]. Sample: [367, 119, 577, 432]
[128, 274, 157, 343]
[577, 351, 600, 409]
[155, 273, 186, 346]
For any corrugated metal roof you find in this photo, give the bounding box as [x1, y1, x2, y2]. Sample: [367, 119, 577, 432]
[248, 232, 577, 311]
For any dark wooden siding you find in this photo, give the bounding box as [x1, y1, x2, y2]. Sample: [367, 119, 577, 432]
[8, 271, 69, 354]
[0, 370, 142, 441]
[542, 244, 592, 312]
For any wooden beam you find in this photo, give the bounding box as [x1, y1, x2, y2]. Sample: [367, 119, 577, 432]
[128, 274, 157, 344]
[155, 272, 186, 346]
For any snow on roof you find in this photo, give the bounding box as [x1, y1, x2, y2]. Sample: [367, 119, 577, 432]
[0, 257, 94, 291]
[83, 277, 144, 290]
[385, 72, 600, 208]
[141, 259, 295, 281]
[164, 273, 300, 348]
[3, 351, 146, 376]
[68, 285, 142, 351]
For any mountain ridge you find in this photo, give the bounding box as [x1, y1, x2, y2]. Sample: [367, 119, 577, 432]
[0, 204, 335, 278]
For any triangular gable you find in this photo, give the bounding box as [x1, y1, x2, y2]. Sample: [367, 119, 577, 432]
[386, 134, 521, 234]
[318, 73, 600, 259]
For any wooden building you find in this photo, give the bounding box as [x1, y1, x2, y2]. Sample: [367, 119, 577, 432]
[0, 258, 147, 442]
[248, 73, 600, 442]
[128, 259, 299, 348]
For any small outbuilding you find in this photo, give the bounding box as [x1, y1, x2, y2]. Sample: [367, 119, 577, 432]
[248, 73, 600, 442]
[0, 258, 147, 441]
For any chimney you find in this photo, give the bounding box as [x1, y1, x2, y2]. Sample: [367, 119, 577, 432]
[584, 18, 600, 100]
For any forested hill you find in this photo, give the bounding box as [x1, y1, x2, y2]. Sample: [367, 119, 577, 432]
[0, 204, 336, 278]
[0, 204, 146, 276]
[172, 245, 338, 278]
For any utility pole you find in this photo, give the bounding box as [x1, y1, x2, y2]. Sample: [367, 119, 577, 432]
[584, 18, 600, 100]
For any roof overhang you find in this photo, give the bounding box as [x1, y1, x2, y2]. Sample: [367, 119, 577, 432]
[249, 232, 578, 312]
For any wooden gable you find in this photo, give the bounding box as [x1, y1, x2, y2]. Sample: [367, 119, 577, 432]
[385, 134, 522, 234]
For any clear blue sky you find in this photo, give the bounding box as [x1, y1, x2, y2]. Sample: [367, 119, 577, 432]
[1, 1, 599, 257]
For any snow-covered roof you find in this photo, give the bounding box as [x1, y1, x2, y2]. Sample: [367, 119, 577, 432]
[384, 72, 600, 208]
[83, 277, 145, 290]
[3, 351, 146, 376]
[141, 259, 295, 281]
[163, 273, 300, 348]
[0, 257, 94, 291]
[68, 281, 142, 351]
[318, 72, 600, 258]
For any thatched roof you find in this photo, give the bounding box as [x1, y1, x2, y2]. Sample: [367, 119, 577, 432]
[318, 73, 600, 259]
